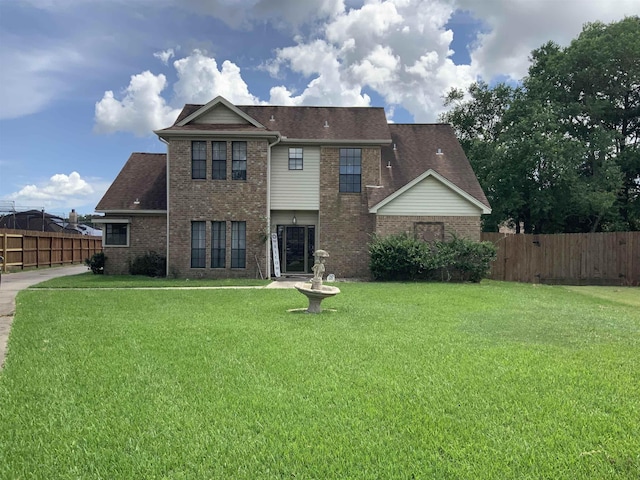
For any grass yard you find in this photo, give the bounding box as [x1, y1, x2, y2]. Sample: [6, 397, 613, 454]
[30, 271, 271, 288]
[0, 280, 638, 479]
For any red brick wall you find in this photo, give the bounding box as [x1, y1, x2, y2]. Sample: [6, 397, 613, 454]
[167, 138, 269, 278]
[375, 215, 481, 241]
[319, 147, 379, 278]
[103, 215, 167, 275]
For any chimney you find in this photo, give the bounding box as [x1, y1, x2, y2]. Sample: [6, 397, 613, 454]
[69, 209, 78, 228]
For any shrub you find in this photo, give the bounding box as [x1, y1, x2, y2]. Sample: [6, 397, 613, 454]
[129, 251, 167, 277]
[85, 252, 106, 274]
[369, 234, 496, 282]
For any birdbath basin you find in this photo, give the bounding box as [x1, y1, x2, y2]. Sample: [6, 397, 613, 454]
[295, 282, 341, 313]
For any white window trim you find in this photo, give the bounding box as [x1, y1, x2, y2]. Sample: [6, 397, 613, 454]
[94, 219, 131, 247]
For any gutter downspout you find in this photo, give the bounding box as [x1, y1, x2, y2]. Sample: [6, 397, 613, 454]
[159, 137, 170, 277]
[266, 133, 282, 278]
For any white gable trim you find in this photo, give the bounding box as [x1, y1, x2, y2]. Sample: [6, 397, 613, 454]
[176, 96, 265, 128]
[369, 169, 491, 214]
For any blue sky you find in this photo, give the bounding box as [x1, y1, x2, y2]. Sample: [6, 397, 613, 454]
[0, 0, 636, 217]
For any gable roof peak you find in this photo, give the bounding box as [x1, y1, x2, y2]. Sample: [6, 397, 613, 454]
[175, 96, 265, 129]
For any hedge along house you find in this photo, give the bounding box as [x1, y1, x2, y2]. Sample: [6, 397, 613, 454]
[95, 96, 491, 279]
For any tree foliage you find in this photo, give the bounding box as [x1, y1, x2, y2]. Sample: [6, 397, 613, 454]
[441, 16, 640, 233]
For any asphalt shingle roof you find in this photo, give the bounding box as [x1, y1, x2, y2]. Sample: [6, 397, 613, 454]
[98, 105, 490, 213]
[96, 153, 167, 211]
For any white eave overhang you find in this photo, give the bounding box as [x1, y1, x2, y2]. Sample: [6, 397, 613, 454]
[94, 210, 168, 216]
[369, 168, 492, 214]
[154, 129, 280, 139]
[280, 138, 392, 145]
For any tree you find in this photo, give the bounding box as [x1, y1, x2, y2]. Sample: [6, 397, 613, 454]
[441, 16, 639, 233]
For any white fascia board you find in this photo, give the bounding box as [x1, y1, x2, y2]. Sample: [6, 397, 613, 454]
[92, 218, 130, 224]
[154, 130, 280, 139]
[94, 210, 167, 216]
[176, 96, 265, 128]
[281, 138, 392, 145]
[369, 169, 492, 214]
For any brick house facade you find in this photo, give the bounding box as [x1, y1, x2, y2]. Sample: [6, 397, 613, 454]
[96, 96, 491, 279]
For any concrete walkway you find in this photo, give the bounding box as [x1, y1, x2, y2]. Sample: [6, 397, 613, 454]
[0, 265, 89, 368]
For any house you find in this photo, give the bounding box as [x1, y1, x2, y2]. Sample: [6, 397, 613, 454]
[95, 96, 491, 279]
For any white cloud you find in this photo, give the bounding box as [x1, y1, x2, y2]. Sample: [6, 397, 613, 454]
[4, 171, 111, 214]
[94, 71, 182, 136]
[153, 48, 176, 65]
[267, 0, 473, 120]
[458, 0, 640, 81]
[93, 0, 640, 134]
[172, 50, 261, 105]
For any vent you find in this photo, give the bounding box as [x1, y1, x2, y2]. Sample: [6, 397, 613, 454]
[436, 148, 443, 155]
[324, 120, 330, 128]
[269, 115, 275, 122]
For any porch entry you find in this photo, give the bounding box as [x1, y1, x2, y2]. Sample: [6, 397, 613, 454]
[276, 225, 315, 273]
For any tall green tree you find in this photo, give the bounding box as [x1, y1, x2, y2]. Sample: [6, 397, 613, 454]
[441, 16, 639, 233]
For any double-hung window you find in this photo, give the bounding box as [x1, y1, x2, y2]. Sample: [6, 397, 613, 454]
[288, 147, 303, 170]
[231, 221, 246, 268]
[191, 221, 206, 268]
[232, 142, 247, 180]
[212, 141, 227, 179]
[339, 148, 361, 193]
[211, 221, 226, 268]
[192, 141, 206, 179]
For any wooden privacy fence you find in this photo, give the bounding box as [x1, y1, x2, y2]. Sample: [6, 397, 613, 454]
[0, 229, 102, 272]
[481, 232, 640, 286]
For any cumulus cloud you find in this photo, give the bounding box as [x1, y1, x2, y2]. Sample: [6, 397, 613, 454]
[94, 71, 182, 136]
[10, 172, 93, 200]
[267, 0, 473, 120]
[172, 50, 261, 105]
[93, 0, 640, 134]
[3, 171, 112, 213]
[458, 0, 640, 81]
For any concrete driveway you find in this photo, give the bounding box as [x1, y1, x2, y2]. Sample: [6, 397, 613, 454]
[0, 264, 88, 368]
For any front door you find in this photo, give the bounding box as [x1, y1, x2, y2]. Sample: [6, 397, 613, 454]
[277, 225, 315, 273]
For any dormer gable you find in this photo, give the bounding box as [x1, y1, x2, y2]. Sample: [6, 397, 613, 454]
[176, 96, 265, 128]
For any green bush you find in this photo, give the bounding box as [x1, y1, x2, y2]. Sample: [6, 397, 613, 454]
[369, 233, 496, 282]
[85, 252, 106, 274]
[129, 251, 167, 278]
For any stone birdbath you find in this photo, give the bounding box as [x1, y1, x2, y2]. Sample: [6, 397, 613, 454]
[294, 249, 340, 313]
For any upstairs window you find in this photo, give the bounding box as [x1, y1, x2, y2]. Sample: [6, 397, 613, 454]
[191, 221, 206, 268]
[212, 141, 227, 180]
[192, 141, 206, 179]
[339, 148, 361, 193]
[211, 221, 226, 268]
[232, 142, 247, 180]
[288, 147, 303, 170]
[231, 221, 246, 268]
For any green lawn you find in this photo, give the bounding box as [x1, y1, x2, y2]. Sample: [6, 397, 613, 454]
[31, 271, 271, 288]
[1, 280, 638, 479]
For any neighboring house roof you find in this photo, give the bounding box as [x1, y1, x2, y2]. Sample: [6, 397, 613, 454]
[96, 153, 167, 212]
[368, 124, 491, 212]
[0, 210, 100, 235]
[158, 96, 392, 143]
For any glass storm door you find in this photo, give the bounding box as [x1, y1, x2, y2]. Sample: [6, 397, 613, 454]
[277, 225, 315, 273]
